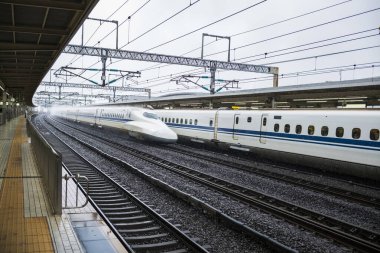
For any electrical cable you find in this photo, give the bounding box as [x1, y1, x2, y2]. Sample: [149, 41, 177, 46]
[65, 0, 132, 68]
[136, 0, 353, 73]
[205, 7, 380, 57]
[235, 28, 378, 61]
[127, 32, 379, 87]
[120, 0, 201, 48]
[144, 0, 267, 52]
[254, 45, 380, 66]
[238, 33, 379, 63]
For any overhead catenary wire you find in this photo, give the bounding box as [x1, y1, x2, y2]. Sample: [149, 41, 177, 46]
[127, 31, 379, 88]
[75, 0, 355, 86]
[119, 0, 201, 48]
[205, 7, 380, 58]
[148, 62, 380, 93]
[133, 28, 379, 85]
[106, 0, 267, 69]
[253, 45, 380, 66]
[95, 0, 152, 46]
[136, 0, 353, 73]
[144, 0, 267, 52]
[82, 0, 201, 83]
[76, 0, 153, 84]
[65, 0, 133, 68]
[59, 1, 379, 97]
[237, 33, 379, 63]
[236, 61, 380, 82]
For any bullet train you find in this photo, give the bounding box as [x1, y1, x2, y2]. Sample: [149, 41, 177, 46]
[155, 109, 380, 181]
[50, 106, 177, 143]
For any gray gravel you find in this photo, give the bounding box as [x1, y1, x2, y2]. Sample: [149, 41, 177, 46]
[69, 119, 379, 234]
[44, 116, 358, 252]
[41, 116, 272, 253]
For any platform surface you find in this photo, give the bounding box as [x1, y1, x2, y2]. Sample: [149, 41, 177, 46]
[0, 117, 128, 253]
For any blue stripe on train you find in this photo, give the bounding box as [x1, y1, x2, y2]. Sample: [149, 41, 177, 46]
[167, 123, 380, 151]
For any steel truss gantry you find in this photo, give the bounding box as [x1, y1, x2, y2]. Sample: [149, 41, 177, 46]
[171, 75, 239, 93]
[40, 81, 151, 104]
[41, 81, 150, 95]
[63, 45, 279, 91]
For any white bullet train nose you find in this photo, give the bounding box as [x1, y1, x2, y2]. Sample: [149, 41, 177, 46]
[149, 127, 178, 143]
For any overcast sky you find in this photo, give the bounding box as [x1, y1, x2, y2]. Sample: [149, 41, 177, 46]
[38, 0, 380, 103]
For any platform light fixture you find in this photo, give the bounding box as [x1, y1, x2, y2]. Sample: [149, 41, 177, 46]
[293, 96, 367, 101]
[306, 100, 328, 103]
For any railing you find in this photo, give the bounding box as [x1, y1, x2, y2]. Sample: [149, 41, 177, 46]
[62, 174, 89, 209]
[26, 115, 62, 215]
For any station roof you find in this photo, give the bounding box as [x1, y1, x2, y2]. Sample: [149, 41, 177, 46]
[112, 77, 380, 109]
[0, 0, 99, 106]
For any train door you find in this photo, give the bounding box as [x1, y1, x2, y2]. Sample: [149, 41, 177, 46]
[213, 110, 220, 141]
[232, 114, 240, 140]
[260, 113, 268, 144]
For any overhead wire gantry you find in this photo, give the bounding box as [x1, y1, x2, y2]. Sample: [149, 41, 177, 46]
[63, 44, 279, 94]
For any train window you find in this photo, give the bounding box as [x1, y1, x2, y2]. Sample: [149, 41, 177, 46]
[308, 125, 315, 135]
[194, 119, 198, 125]
[164, 117, 167, 122]
[172, 118, 175, 123]
[295, 125, 302, 134]
[284, 124, 290, 133]
[235, 117, 239, 124]
[180, 118, 183, 124]
[370, 129, 379, 141]
[209, 120, 213, 127]
[274, 123, 279, 132]
[247, 117, 252, 123]
[189, 119, 193, 125]
[143, 112, 159, 119]
[176, 118, 179, 123]
[336, 127, 344, 138]
[352, 128, 361, 139]
[263, 117, 267, 126]
[185, 119, 188, 124]
[321, 126, 329, 136]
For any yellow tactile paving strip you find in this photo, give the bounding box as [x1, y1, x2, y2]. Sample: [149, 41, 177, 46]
[0, 118, 54, 253]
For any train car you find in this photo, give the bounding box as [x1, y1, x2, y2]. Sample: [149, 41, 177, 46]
[50, 106, 177, 143]
[156, 109, 380, 181]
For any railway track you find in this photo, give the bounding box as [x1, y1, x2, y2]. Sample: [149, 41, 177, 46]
[164, 144, 380, 208]
[33, 115, 209, 253]
[46, 115, 380, 253]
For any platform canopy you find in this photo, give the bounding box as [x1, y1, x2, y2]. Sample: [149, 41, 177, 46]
[0, 0, 99, 105]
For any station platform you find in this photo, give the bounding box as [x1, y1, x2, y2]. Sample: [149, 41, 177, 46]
[0, 117, 128, 253]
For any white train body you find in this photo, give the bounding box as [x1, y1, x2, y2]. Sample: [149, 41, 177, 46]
[51, 106, 177, 143]
[156, 109, 380, 180]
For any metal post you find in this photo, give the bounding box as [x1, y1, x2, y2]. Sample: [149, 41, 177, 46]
[201, 33, 205, 59]
[101, 51, 107, 86]
[113, 87, 116, 102]
[81, 23, 84, 47]
[272, 97, 276, 108]
[210, 67, 216, 94]
[227, 37, 231, 62]
[115, 20, 119, 49]
[272, 67, 279, 88]
[201, 33, 231, 62]
[58, 85, 62, 100]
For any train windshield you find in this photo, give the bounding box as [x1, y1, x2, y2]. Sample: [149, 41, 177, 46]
[143, 112, 159, 120]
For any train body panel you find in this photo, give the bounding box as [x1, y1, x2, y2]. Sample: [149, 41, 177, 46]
[51, 106, 177, 143]
[156, 109, 380, 180]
